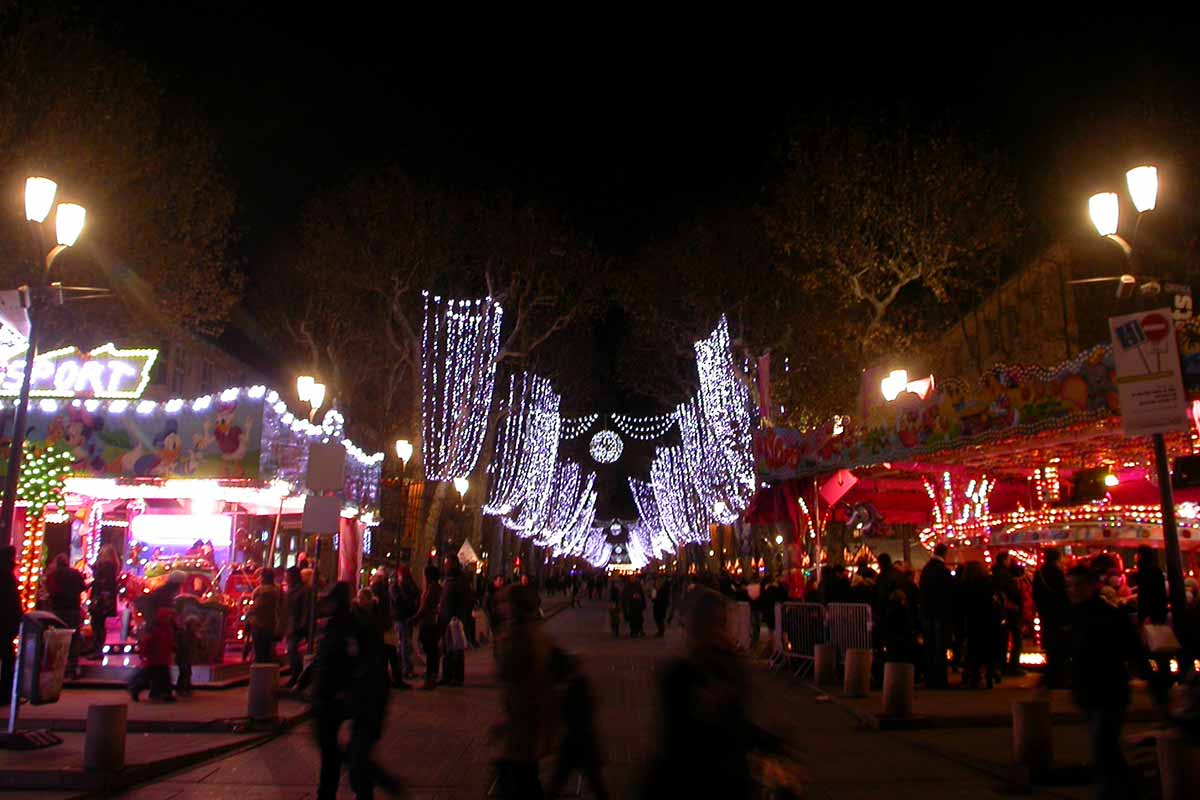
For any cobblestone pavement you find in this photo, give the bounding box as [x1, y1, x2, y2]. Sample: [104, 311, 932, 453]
[110, 599, 1115, 799]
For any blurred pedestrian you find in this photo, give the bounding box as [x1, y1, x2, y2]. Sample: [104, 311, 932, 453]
[652, 576, 671, 637]
[45, 553, 85, 678]
[410, 563, 443, 690]
[249, 568, 281, 664]
[87, 544, 120, 657]
[992, 552, 1023, 677]
[284, 566, 313, 689]
[919, 544, 953, 688]
[641, 589, 767, 799]
[175, 616, 200, 695]
[0, 546, 20, 695]
[494, 583, 553, 799]
[546, 647, 609, 800]
[370, 570, 406, 688]
[623, 576, 646, 638]
[608, 582, 621, 637]
[1033, 549, 1070, 689]
[391, 565, 421, 679]
[128, 606, 176, 702]
[1067, 564, 1144, 800]
[438, 556, 471, 686]
[961, 561, 999, 689]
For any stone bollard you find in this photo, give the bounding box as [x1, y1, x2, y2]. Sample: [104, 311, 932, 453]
[843, 648, 872, 697]
[247, 663, 280, 722]
[84, 703, 127, 772]
[814, 643, 836, 685]
[1157, 729, 1200, 800]
[881, 662, 915, 717]
[1011, 700, 1053, 780]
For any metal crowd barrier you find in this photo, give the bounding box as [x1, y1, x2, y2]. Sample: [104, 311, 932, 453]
[826, 602, 872, 666]
[773, 602, 826, 677]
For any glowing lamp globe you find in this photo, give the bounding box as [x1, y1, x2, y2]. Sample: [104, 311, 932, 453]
[589, 430, 623, 464]
[25, 177, 57, 223]
[1125, 165, 1158, 213]
[1088, 192, 1120, 237]
[55, 203, 86, 247]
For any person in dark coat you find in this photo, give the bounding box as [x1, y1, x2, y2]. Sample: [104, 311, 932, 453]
[652, 577, 671, 637]
[1135, 545, 1171, 707]
[391, 566, 421, 679]
[622, 577, 646, 638]
[284, 566, 313, 690]
[0, 546, 21, 695]
[545, 647, 609, 800]
[87, 544, 120, 657]
[1033, 548, 1070, 689]
[44, 554, 86, 677]
[608, 582, 622, 636]
[409, 564, 442, 690]
[369, 570, 406, 688]
[437, 557, 472, 686]
[961, 561, 999, 689]
[919, 544, 954, 688]
[1066, 564, 1144, 800]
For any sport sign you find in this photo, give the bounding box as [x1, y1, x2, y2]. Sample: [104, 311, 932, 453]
[1109, 309, 1188, 437]
[0, 342, 159, 399]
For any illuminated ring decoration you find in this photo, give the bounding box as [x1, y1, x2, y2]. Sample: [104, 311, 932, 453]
[589, 430, 624, 464]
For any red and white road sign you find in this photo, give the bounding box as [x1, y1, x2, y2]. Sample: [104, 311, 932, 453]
[1141, 312, 1171, 342]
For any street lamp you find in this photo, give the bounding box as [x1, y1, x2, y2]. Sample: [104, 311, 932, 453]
[1086, 164, 1190, 640]
[453, 476, 469, 505]
[0, 179, 89, 546]
[392, 439, 412, 570]
[296, 375, 327, 422]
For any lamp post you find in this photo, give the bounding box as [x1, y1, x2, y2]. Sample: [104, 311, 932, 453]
[0, 178, 88, 547]
[393, 439, 412, 570]
[296, 375, 327, 423]
[1086, 165, 1190, 639]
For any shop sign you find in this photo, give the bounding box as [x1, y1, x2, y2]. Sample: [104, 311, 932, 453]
[1109, 308, 1189, 437]
[0, 343, 158, 399]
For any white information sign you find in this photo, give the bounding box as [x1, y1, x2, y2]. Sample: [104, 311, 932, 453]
[1108, 308, 1189, 437]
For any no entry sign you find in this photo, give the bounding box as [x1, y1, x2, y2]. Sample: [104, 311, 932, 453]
[1142, 312, 1170, 343]
[1109, 308, 1188, 437]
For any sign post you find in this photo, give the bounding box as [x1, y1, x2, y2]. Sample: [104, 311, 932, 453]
[1109, 309, 1190, 639]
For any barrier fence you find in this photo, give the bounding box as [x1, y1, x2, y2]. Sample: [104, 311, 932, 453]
[772, 602, 872, 677]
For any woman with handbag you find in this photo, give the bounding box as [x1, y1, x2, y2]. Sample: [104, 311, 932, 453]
[410, 564, 443, 691]
[87, 545, 120, 657]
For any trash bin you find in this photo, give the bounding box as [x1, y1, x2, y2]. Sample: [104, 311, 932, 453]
[16, 611, 74, 706]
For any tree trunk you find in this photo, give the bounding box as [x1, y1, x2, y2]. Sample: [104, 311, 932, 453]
[413, 480, 449, 578]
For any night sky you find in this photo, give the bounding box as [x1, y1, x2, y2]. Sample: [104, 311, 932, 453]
[75, 7, 1200, 516]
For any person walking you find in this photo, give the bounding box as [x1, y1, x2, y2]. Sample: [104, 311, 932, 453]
[1135, 545, 1171, 707]
[622, 576, 646, 638]
[961, 561, 999, 689]
[44, 554, 86, 678]
[391, 566, 421, 680]
[545, 647, 610, 800]
[410, 564, 443, 690]
[608, 582, 622, 637]
[652, 576, 671, 638]
[494, 583, 554, 799]
[87, 544, 120, 658]
[919, 544, 954, 688]
[248, 568, 281, 664]
[992, 552, 1023, 677]
[1066, 564, 1144, 800]
[128, 605, 176, 702]
[369, 570, 406, 688]
[438, 556, 472, 686]
[0, 546, 20, 696]
[1033, 548, 1070, 689]
[284, 566, 313, 689]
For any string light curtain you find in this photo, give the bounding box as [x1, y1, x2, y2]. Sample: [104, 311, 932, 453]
[612, 411, 677, 441]
[484, 372, 561, 516]
[420, 292, 503, 481]
[651, 445, 710, 544]
[692, 315, 757, 516]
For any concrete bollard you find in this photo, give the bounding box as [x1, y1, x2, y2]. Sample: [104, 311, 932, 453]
[1157, 729, 1200, 800]
[247, 663, 280, 721]
[814, 643, 836, 685]
[1011, 700, 1053, 780]
[84, 703, 127, 772]
[843, 648, 872, 697]
[881, 661, 915, 717]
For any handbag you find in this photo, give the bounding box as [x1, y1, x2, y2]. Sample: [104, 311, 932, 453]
[1143, 623, 1182, 654]
[446, 617, 468, 652]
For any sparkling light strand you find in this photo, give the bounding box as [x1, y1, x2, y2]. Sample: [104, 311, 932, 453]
[420, 292, 503, 481]
[559, 414, 598, 440]
[484, 372, 561, 516]
[611, 411, 678, 441]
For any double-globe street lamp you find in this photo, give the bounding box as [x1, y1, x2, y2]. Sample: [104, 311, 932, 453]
[0, 178, 90, 546]
[1087, 165, 1190, 639]
[392, 438, 413, 570]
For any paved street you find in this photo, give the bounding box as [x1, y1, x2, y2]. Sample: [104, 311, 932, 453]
[98, 599, 1137, 799]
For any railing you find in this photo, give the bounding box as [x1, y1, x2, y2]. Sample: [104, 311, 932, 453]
[771, 601, 873, 677]
[826, 602, 872, 666]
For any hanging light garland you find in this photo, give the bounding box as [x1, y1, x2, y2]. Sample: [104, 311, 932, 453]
[589, 429, 623, 464]
[692, 315, 757, 515]
[651, 445, 710, 544]
[420, 292, 503, 482]
[612, 411, 677, 441]
[484, 372, 561, 516]
[559, 414, 598, 440]
[16, 442, 74, 611]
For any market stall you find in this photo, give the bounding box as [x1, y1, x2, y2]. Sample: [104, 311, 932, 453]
[0, 342, 383, 682]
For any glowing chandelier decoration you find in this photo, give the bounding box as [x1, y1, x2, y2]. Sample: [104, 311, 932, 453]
[559, 414, 598, 440]
[611, 411, 677, 441]
[420, 291, 503, 482]
[484, 372, 561, 517]
[589, 429, 623, 464]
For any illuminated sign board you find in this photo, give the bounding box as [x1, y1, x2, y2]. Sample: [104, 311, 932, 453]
[0, 343, 159, 399]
